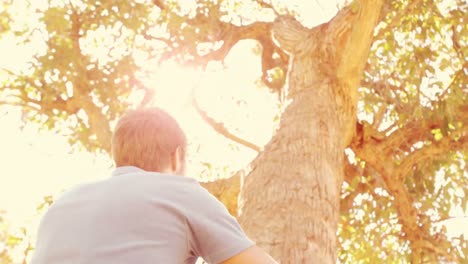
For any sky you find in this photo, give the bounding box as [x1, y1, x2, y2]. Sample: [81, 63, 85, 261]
[0, 0, 466, 262]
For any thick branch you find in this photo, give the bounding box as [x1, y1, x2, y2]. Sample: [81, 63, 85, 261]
[353, 73, 468, 155]
[152, 1, 287, 91]
[210, 21, 289, 91]
[195, 22, 273, 63]
[158, 1, 273, 64]
[331, 0, 384, 85]
[353, 142, 424, 257]
[412, 239, 456, 262]
[395, 133, 468, 181]
[192, 95, 261, 152]
[259, 34, 289, 91]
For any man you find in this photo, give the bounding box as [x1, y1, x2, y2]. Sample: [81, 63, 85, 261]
[31, 107, 277, 264]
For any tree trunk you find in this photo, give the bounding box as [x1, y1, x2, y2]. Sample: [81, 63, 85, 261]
[237, 2, 383, 263]
[239, 85, 345, 263]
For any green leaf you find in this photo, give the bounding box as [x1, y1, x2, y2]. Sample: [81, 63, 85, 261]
[6, 235, 22, 247]
[439, 58, 451, 71]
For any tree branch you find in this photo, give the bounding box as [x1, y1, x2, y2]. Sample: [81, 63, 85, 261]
[191, 94, 261, 152]
[151, 1, 287, 91]
[354, 142, 426, 258]
[0, 100, 39, 112]
[331, 0, 384, 85]
[412, 239, 457, 262]
[0, 67, 19, 77]
[256, 0, 280, 16]
[395, 133, 468, 181]
[152, 0, 164, 10]
[356, 74, 468, 154]
[195, 22, 273, 62]
[352, 111, 466, 161]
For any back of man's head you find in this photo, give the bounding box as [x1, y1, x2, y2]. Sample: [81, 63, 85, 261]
[111, 107, 187, 173]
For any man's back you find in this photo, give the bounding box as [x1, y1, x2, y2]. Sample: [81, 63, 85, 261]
[32, 166, 253, 264]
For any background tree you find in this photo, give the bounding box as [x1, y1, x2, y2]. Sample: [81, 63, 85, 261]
[0, 0, 467, 263]
[0, 212, 16, 264]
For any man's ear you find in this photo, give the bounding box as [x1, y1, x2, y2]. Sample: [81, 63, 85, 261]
[171, 147, 182, 173]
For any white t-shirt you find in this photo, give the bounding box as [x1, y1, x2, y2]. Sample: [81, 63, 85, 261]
[31, 166, 254, 264]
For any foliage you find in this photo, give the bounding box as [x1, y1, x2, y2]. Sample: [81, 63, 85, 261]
[0, 0, 467, 262]
[0, 0, 155, 152]
[0, 0, 12, 36]
[0, 212, 14, 264]
[339, 0, 468, 262]
[0, 196, 53, 264]
[0, 212, 31, 264]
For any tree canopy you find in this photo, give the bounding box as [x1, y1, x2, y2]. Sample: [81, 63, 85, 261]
[0, 0, 467, 263]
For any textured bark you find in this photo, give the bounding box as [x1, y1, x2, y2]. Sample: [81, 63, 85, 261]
[236, 1, 383, 263]
[239, 86, 344, 263]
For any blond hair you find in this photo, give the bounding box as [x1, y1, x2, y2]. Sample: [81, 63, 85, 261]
[111, 108, 187, 172]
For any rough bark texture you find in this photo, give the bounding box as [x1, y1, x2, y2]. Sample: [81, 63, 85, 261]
[239, 84, 345, 263]
[236, 1, 383, 262]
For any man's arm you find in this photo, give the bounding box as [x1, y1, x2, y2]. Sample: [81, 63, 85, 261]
[185, 184, 277, 263]
[221, 245, 278, 264]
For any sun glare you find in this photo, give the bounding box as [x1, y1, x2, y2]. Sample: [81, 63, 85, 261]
[133, 40, 278, 180]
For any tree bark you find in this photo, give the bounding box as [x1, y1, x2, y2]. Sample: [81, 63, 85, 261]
[237, 1, 383, 263]
[239, 85, 345, 263]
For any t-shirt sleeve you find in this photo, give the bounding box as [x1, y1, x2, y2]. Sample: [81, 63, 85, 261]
[185, 184, 255, 264]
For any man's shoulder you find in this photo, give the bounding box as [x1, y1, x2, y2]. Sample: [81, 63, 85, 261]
[50, 180, 103, 204]
[113, 170, 201, 190]
[107, 170, 206, 203]
[51, 171, 207, 212]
